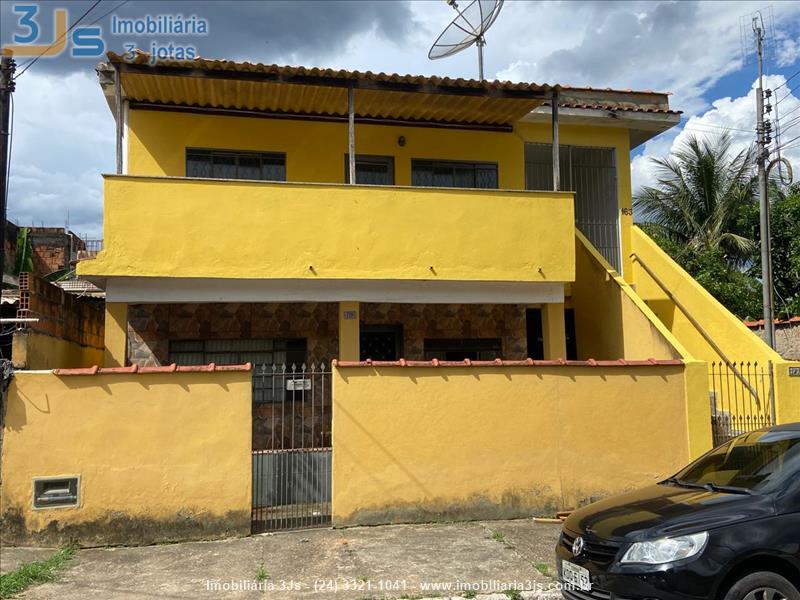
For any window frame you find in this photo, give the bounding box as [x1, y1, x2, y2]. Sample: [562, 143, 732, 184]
[423, 338, 502, 361]
[411, 158, 499, 189]
[185, 148, 287, 182]
[344, 154, 395, 185]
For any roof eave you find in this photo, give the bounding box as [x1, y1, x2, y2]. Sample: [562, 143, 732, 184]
[521, 105, 681, 149]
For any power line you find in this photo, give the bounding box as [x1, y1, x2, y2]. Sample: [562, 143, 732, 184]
[775, 82, 800, 105]
[778, 101, 800, 121]
[772, 67, 800, 92]
[775, 132, 800, 152]
[777, 114, 800, 136]
[85, 0, 130, 29]
[14, 0, 103, 79]
[680, 120, 754, 134]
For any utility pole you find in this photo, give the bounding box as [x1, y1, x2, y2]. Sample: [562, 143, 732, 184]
[753, 16, 776, 348]
[0, 53, 16, 285]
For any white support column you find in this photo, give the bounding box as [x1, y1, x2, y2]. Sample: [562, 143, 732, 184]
[348, 85, 356, 185]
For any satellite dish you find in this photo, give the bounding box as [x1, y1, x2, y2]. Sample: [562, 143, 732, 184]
[428, 0, 504, 81]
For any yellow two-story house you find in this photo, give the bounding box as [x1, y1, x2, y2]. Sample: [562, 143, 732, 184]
[82, 51, 686, 370]
[37, 50, 791, 536]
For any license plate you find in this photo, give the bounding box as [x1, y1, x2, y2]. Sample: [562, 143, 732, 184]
[562, 560, 591, 591]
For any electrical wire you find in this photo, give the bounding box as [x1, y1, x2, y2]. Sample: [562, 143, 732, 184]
[776, 114, 800, 136]
[778, 101, 800, 122]
[775, 82, 800, 105]
[772, 67, 800, 92]
[85, 0, 130, 29]
[14, 0, 103, 79]
[3, 94, 12, 238]
[680, 118, 754, 133]
[774, 132, 800, 152]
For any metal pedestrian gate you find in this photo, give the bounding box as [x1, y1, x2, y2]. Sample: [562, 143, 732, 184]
[251, 364, 332, 533]
[709, 361, 776, 446]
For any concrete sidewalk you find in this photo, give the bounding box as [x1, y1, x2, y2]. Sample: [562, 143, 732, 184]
[1, 519, 564, 599]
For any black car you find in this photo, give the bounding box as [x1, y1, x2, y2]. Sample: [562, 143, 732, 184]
[557, 423, 800, 600]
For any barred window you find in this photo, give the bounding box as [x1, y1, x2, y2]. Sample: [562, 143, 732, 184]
[186, 149, 286, 181]
[411, 159, 498, 189]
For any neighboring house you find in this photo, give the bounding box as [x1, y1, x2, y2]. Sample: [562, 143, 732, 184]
[746, 318, 800, 360]
[1, 52, 797, 546]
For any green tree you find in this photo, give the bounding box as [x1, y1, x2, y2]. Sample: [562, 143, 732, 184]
[738, 183, 800, 319]
[635, 133, 757, 265]
[634, 133, 764, 319]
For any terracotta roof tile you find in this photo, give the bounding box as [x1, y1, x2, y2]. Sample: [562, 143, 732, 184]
[53, 363, 252, 376]
[332, 358, 683, 368]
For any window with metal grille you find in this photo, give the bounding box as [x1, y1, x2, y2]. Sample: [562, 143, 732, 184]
[169, 338, 306, 367]
[344, 155, 395, 185]
[411, 159, 498, 189]
[423, 338, 502, 361]
[186, 149, 286, 181]
[525, 143, 621, 271]
[360, 325, 403, 361]
[169, 339, 308, 404]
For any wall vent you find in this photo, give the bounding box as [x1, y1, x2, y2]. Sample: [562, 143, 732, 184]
[33, 476, 80, 509]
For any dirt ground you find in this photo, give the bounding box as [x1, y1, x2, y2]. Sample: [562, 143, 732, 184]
[1, 519, 565, 599]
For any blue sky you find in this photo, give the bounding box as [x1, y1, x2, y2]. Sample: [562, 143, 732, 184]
[1, 0, 799, 237]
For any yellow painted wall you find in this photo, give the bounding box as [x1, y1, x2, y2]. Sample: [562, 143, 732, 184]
[332, 364, 709, 525]
[79, 176, 575, 283]
[104, 302, 128, 367]
[0, 371, 252, 546]
[125, 109, 636, 278]
[338, 301, 360, 361]
[774, 361, 800, 425]
[515, 123, 634, 280]
[630, 227, 800, 425]
[571, 231, 687, 360]
[127, 109, 526, 188]
[11, 332, 104, 370]
[631, 227, 781, 364]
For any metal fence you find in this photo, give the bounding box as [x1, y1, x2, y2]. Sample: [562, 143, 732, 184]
[251, 363, 332, 533]
[709, 361, 775, 446]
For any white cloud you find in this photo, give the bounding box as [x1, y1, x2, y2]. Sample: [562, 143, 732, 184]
[631, 74, 800, 195]
[5, 1, 800, 237]
[8, 70, 113, 238]
[491, 1, 800, 115]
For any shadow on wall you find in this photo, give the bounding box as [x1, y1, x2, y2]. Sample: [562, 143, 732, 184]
[571, 232, 685, 361]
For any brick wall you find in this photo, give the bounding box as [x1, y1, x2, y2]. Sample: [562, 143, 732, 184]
[16, 272, 104, 349]
[28, 228, 86, 277]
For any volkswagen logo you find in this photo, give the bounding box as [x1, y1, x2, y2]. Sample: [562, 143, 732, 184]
[572, 536, 585, 556]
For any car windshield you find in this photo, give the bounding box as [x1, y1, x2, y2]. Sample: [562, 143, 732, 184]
[672, 429, 800, 492]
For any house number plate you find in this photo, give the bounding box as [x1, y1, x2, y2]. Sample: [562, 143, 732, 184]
[789, 367, 800, 377]
[286, 379, 313, 391]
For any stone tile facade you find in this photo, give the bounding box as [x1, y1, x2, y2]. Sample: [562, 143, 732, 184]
[127, 302, 339, 367]
[361, 302, 531, 360]
[126, 301, 532, 449]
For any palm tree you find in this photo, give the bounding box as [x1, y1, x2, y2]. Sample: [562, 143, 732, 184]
[634, 132, 757, 265]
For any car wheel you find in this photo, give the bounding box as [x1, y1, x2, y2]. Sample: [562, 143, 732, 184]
[724, 572, 800, 600]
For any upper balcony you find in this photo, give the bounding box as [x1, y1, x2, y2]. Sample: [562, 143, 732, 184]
[78, 175, 575, 299]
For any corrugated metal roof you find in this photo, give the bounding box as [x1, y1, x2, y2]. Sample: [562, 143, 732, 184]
[104, 51, 676, 126]
[107, 51, 556, 94]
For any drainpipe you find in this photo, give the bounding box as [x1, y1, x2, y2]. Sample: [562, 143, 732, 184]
[348, 85, 355, 185]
